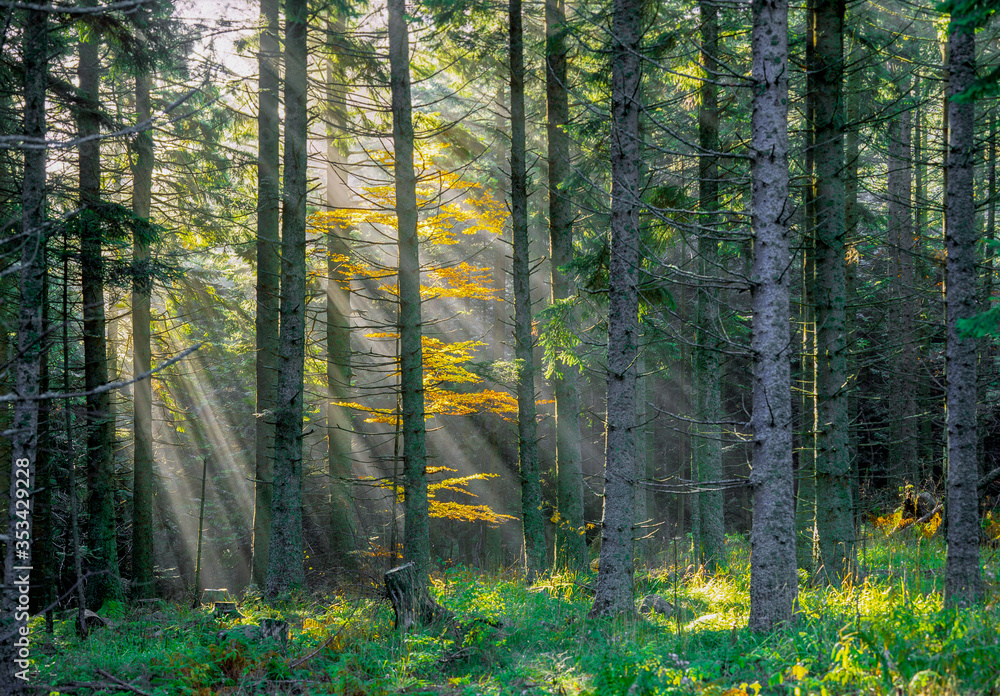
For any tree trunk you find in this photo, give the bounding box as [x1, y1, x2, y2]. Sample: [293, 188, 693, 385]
[796, 0, 817, 572]
[887, 108, 918, 485]
[845, 34, 861, 532]
[384, 562, 453, 632]
[252, 0, 280, 590]
[915, 101, 935, 471]
[696, 0, 725, 572]
[388, 0, 430, 581]
[812, 0, 853, 582]
[31, 278, 53, 625]
[795, 237, 817, 572]
[62, 239, 87, 638]
[265, 0, 308, 596]
[748, 0, 796, 632]
[509, 0, 544, 580]
[491, 85, 508, 367]
[0, 297, 10, 516]
[79, 14, 122, 610]
[131, 71, 155, 600]
[944, 19, 982, 607]
[983, 117, 996, 467]
[590, 0, 641, 618]
[1, 9, 47, 688]
[634, 350, 648, 563]
[326, 14, 355, 569]
[545, 0, 586, 572]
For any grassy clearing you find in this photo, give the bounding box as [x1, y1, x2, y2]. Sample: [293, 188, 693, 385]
[30, 528, 1000, 695]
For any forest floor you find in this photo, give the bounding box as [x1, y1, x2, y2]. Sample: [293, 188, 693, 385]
[29, 527, 1000, 696]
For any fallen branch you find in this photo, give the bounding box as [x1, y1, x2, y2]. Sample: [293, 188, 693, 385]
[891, 504, 943, 535]
[979, 466, 1000, 492]
[94, 670, 152, 696]
[52, 681, 145, 695]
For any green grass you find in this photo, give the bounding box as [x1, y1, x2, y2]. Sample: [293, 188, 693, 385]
[29, 528, 1000, 695]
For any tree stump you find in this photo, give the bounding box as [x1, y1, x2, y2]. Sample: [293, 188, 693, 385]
[212, 602, 243, 619]
[79, 609, 110, 634]
[260, 618, 289, 644]
[384, 562, 453, 632]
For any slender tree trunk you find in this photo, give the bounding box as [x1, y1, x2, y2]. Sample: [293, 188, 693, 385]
[492, 84, 509, 367]
[899, 109, 918, 482]
[509, 0, 544, 580]
[845, 37, 861, 529]
[796, 239, 817, 571]
[986, 113, 996, 367]
[0, 302, 10, 511]
[252, 0, 280, 589]
[915, 102, 935, 471]
[265, 0, 308, 596]
[988, 114, 996, 322]
[131, 71, 155, 600]
[79, 13, 122, 609]
[62, 240, 86, 637]
[696, 0, 725, 572]
[590, 0, 641, 618]
[941, 38, 949, 245]
[32, 279, 53, 626]
[487, 88, 508, 564]
[796, 0, 817, 571]
[812, 0, 853, 581]
[545, 0, 586, 572]
[887, 108, 917, 484]
[944, 19, 982, 607]
[644, 366, 657, 552]
[748, 0, 796, 632]
[1, 8, 47, 687]
[326, 15, 355, 569]
[979, 115, 995, 480]
[388, 0, 430, 581]
[634, 350, 648, 564]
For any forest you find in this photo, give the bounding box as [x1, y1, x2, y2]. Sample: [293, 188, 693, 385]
[2, 0, 1000, 692]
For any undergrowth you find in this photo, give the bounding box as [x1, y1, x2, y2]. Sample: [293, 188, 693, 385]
[29, 528, 1000, 695]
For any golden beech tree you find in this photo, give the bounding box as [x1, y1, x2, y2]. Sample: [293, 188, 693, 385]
[338, 335, 518, 424]
[309, 146, 519, 527]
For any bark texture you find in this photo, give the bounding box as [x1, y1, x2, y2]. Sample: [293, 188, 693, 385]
[812, 0, 854, 582]
[131, 71, 155, 600]
[1, 9, 46, 689]
[696, 0, 724, 572]
[944, 22, 982, 607]
[590, 0, 641, 618]
[546, 0, 587, 572]
[79, 15, 122, 609]
[384, 562, 453, 631]
[252, 0, 280, 590]
[265, 0, 308, 596]
[748, 0, 796, 632]
[388, 0, 431, 581]
[510, 0, 544, 580]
